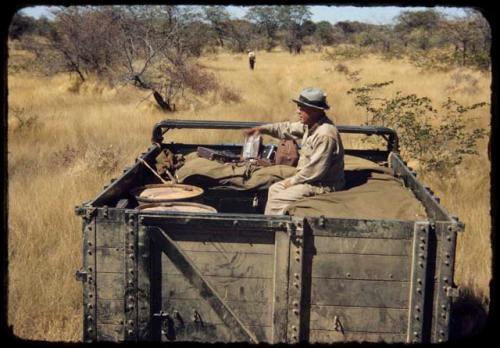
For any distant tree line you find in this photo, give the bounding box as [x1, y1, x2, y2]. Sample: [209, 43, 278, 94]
[11, 6, 490, 70]
[9, 6, 491, 109]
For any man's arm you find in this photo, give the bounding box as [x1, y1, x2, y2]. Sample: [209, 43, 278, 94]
[245, 121, 305, 140]
[288, 135, 338, 185]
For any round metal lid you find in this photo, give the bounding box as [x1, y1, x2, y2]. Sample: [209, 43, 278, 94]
[131, 183, 204, 203]
[138, 202, 217, 213]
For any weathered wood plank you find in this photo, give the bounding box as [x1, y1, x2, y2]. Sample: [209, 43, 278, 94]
[97, 299, 124, 325]
[173, 240, 274, 254]
[313, 236, 411, 256]
[96, 221, 125, 248]
[142, 217, 287, 236]
[311, 253, 411, 281]
[161, 297, 271, 328]
[160, 250, 274, 278]
[161, 273, 271, 304]
[96, 323, 123, 341]
[96, 273, 124, 300]
[309, 329, 406, 343]
[309, 305, 408, 333]
[308, 218, 414, 240]
[165, 228, 275, 245]
[311, 278, 410, 308]
[96, 247, 124, 273]
[272, 231, 289, 343]
[150, 226, 258, 342]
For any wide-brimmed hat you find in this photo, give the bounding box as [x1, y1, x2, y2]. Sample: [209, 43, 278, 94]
[292, 87, 330, 110]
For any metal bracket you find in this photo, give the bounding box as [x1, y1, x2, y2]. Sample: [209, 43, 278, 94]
[407, 221, 430, 343]
[445, 286, 460, 298]
[84, 207, 96, 220]
[75, 269, 88, 282]
[287, 221, 304, 246]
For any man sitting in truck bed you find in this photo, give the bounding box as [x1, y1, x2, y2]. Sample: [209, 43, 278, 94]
[244, 87, 345, 215]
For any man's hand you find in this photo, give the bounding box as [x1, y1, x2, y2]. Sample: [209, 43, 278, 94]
[244, 126, 262, 137]
[282, 179, 293, 189]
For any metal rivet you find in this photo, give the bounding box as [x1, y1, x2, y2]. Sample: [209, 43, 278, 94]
[87, 304, 93, 309]
[87, 315, 93, 321]
[417, 278, 422, 284]
[438, 339, 443, 343]
[420, 226, 426, 232]
[87, 241, 92, 247]
[415, 305, 420, 311]
[129, 280, 134, 285]
[441, 313, 446, 319]
[420, 236, 425, 242]
[417, 287, 422, 293]
[447, 235, 452, 241]
[414, 315, 420, 320]
[295, 256, 300, 262]
[445, 261, 450, 266]
[293, 309, 299, 315]
[128, 296, 134, 302]
[88, 267, 93, 272]
[294, 282, 299, 288]
[128, 329, 134, 335]
[293, 301, 299, 307]
[88, 250, 92, 255]
[233, 220, 239, 226]
[443, 277, 448, 283]
[413, 331, 419, 337]
[294, 273, 299, 279]
[129, 268, 134, 274]
[439, 330, 445, 336]
[447, 226, 453, 232]
[87, 327, 93, 333]
[346, 273, 351, 278]
[129, 254, 134, 260]
[419, 243, 425, 250]
[292, 335, 297, 340]
[295, 249, 300, 255]
[297, 222, 302, 228]
[128, 320, 134, 326]
[419, 253, 425, 259]
[441, 304, 446, 310]
[292, 325, 297, 331]
[418, 262, 424, 268]
[445, 253, 450, 258]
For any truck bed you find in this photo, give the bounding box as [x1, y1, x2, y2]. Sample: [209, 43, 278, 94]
[75, 120, 461, 344]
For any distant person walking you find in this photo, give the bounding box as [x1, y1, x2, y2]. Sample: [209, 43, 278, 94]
[248, 50, 256, 70]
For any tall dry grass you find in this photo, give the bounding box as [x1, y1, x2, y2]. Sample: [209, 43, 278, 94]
[7, 46, 491, 341]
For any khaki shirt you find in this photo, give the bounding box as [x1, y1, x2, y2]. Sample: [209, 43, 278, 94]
[260, 116, 345, 191]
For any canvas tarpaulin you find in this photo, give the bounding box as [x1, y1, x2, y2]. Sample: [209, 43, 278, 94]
[174, 152, 427, 220]
[287, 158, 427, 220]
[175, 152, 296, 190]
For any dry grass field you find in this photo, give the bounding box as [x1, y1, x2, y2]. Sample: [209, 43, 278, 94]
[7, 46, 491, 341]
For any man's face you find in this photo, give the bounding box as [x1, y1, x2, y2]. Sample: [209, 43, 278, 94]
[297, 104, 323, 127]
